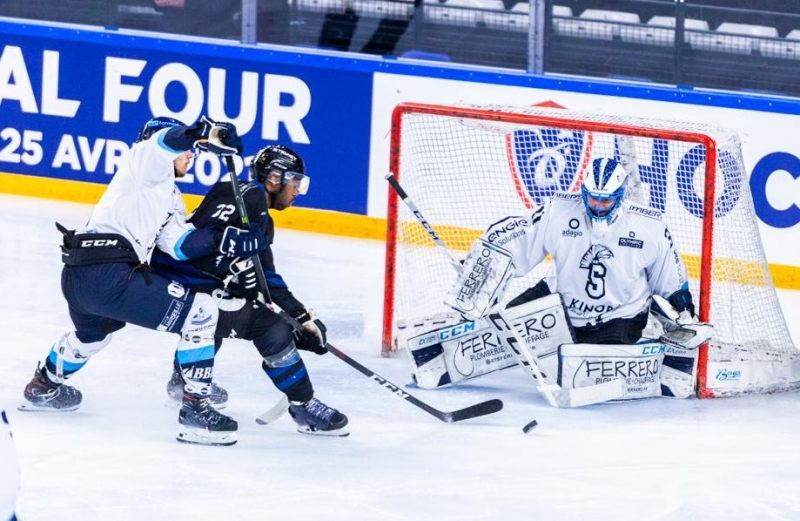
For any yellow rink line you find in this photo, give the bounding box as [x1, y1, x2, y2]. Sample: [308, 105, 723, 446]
[3, 172, 800, 290]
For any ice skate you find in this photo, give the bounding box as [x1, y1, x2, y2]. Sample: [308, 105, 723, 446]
[177, 393, 238, 446]
[288, 397, 349, 437]
[18, 364, 82, 412]
[167, 367, 228, 409]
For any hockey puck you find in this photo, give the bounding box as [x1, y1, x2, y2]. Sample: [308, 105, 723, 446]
[522, 419, 538, 434]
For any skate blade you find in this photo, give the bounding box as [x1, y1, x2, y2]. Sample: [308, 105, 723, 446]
[176, 428, 237, 446]
[296, 425, 350, 437]
[17, 401, 79, 412]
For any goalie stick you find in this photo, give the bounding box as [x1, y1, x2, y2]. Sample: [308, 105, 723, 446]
[226, 160, 502, 424]
[386, 173, 625, 409]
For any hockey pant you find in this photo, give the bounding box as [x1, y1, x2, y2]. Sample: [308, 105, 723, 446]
[508, 279, 649, 345]
[51, 262, 218, 396]
[214, 293, 314, 403]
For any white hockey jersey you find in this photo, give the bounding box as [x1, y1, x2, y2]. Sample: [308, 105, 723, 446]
[484, 192, 689, 327]
[82, 129, 195, 263]
[0, 406, 19, 521]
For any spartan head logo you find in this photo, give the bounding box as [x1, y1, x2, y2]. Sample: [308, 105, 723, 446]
[579, 244, 614, 299]
[507, 126, 592, 208]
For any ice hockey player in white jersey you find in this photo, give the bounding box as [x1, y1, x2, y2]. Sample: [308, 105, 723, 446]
[18, 116, 266, 445]
[416, 157, 712, 400]
[0, 405, 19, 521]
[487, 156, 694, 344]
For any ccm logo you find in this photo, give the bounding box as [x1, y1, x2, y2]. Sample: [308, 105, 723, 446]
[80, 239, 119, 247]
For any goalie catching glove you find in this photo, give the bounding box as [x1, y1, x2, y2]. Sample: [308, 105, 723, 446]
[651, 293, 714, 350]
[291, 310, 328, 355]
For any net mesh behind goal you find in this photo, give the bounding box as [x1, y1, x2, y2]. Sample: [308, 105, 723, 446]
[383, 102, 800, 397]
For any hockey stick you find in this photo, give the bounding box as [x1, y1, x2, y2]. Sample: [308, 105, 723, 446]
[386, 173, 625, 408]
[487, 311, 625, 408]
[226, 160, 502, 424]
[226, 156, 273, 305]
[280, 310, 503, 423]
[255, 395, 289, 425]
[385, 173, 462, 271]
[224, 156, 288, 423]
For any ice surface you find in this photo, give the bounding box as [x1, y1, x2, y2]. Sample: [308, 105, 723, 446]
[2, 194, 800, 521]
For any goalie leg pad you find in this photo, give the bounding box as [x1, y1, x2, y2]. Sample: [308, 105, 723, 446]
[405, 314, 516, 389]
[444, 239, 514, 321]
[660, 344, 699, 398]
[502, 292, 576, 383]
[405, 293, 575, 389]
[558, 342, 667, 400]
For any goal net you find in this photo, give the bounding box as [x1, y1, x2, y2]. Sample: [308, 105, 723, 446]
[382, 101, 800, 398]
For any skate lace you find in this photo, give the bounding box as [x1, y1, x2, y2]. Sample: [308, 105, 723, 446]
[196, 399, 229, 426]
[305, 398, 336, 422]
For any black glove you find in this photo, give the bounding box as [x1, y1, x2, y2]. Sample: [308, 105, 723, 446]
[190, 116, 244, 156]
[291, 309, 328, 355]
[219, 223, 266, 258]
[228, 257, 257, 294]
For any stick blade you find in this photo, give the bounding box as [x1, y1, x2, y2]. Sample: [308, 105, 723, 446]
[555, 378, 626, 408]
[255, 395, 289, 425]
[442, 398, 504, 423]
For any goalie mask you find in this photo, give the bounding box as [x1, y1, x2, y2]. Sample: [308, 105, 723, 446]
[250, 145, 310, 199]
[135, 116, 184, 144]
[581, 158, 629, 225]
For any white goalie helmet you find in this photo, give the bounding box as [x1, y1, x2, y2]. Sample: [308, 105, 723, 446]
[581, 157, 629, 224]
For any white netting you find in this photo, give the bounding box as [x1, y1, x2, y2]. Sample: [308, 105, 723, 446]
[385, 103, 800, 396]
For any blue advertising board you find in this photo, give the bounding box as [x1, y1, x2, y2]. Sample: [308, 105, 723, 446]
[0, 21, 373, 214]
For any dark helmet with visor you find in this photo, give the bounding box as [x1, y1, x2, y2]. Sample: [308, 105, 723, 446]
[249, 145, 309, 195]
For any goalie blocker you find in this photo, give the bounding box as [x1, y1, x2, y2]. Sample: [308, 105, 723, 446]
[405, 292, 709, 400]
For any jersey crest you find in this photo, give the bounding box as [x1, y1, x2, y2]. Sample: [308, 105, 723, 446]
[579, 244, 614, 299]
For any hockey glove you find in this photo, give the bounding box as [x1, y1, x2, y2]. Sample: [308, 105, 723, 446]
[228, 257, 258, 294]
[190, 116, 244, 156]
[219, 224, 267, 258]
[291, 310, 328, 355]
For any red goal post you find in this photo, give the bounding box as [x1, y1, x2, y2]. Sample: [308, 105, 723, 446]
[382, 101, 800, 398]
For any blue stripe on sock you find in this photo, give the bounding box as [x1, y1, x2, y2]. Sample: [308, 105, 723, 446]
[47, 350, 86, 373]
[274, 366, 307, 391]
[176, 345, 215, 365]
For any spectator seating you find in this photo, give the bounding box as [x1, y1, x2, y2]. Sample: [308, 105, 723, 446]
[484, 1, 529, 31]
[690, 21, 779, 55]
[555, 8, 640, 41]
[353, 0, 414, 20]
[761, 29, 800, 60]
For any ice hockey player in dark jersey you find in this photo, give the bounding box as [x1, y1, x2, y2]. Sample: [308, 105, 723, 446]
[18, 115, 264, 446]
[151, 143, 348, 437]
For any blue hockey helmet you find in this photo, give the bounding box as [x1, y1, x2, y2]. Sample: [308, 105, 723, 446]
[581, 158, 629, 224]
[134, 116, 184, 144]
